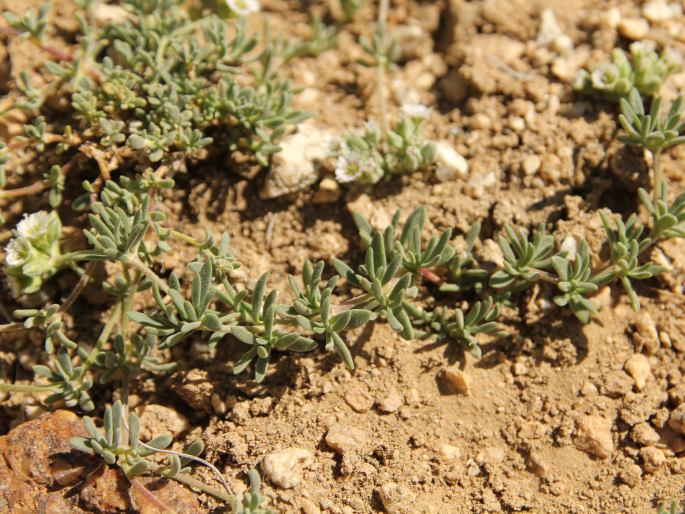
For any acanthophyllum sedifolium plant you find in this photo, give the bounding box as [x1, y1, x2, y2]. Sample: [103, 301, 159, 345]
[0, 0, 684, 511]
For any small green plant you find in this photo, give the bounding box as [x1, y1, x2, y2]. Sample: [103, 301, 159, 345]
[232, 469, 273, 514]
[333, 0, 436, 185]
[575, 42, 681, 101]
[658, 501, 685, 514]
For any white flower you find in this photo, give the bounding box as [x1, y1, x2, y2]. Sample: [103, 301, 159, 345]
[226, 0, 260, 16]
[401, 103, 431, 119]
[334, 154, 362, 183]
[16, 211, 51, 240]
[5, 237, 31, 268]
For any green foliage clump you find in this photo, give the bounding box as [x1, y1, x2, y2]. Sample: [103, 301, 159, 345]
[4, 0, 308, 170]
[334, 111, 436, 184]
[575, 42, 681, 101]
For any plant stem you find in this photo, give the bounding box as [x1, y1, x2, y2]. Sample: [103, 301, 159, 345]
[127, 257, 170, 294]
[652, 150, 663, 205]
[376, 0, 390, 148]
[0, 382, 54, 393]
[80, 302, 122, 376]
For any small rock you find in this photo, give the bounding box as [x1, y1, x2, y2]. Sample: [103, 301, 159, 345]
[135, 404, 189, 440]
[469, 113, 491, 130]
[434, 142, 469, 181]
[634, 312, 659, 355]
[442, 366, 471, 395]
[379, 482, 414, 514]
[478, 446, 505, 464]
[261, 124, 335, 199]
[211, 393, 227, 416]
[600, 7, 622, 28]
[378, 390, 404, 414]
[668, 404, 685, 435]
[464, 172, 497, 199]
[631, 422, 660, 446]
[573, 415, 614, 459]
[439, 444, 461, 461]
[346, 194, 391, 230]
[439, 69, 468, 104]
[312, 178, 341, 204]
[624, 354, 651, 390]
[581, 382, 598, 396]
[344, 384, 374, 413]
[527, 450, 548, 477]
[669, 384, 685, 406]
[325, 424, 367, 455]
[261, 448, 313, 489]
[643, 1, 681, 22]
[640, 446, 666, 473]
[537, 9, 572, 54]
[618, 463, 642, 487]
[301, 497, 321, 514]
[522, 155, 541, 175]
[405, 388, 421, 405]
[618, 18, 650, 40]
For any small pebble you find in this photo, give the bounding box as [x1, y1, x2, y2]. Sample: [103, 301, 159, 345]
[378, 390, 404, 414]
[618, 18, 650, 40]
[624, 354, 651, 391]
[573, 415, 614, 459]
[261, 448, 313, 489]
[442, 366, 471, 395]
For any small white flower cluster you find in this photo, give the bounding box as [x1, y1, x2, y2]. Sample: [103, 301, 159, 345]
[226, 0, 260, 17]
[4, 211, 62, 296]
[333, 105, 436, 185]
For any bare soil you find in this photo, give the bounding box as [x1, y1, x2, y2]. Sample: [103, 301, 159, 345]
[2, 0, 685, 513]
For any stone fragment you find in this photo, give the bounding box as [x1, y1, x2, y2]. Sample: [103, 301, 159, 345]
[344, 384, 374, 413]
[631, 422, 660, 446]
[634, 312, 659, 355]
[379, 482, 415, 514]
[378, 390, 404, 414]
[325, 424, 367, 455]
[527, 450, 548, 477]
[640, 446, 666, 473]
[261, 448, 313, 489]
[643, 1, 681, 22]
[618, 18, 650, 40]
[135, 404, 189, 440]
[434, 142, 468, 181]
[573, 415, 614, 459]
[624, 354, 651, 391]
[301, 497, 321, 514]
[312, 178, 341, 204]
[618, 463, 642, 487]
[522, 155, 541, 175]
[442, 366, 471, 395]
[439, 444, 461, 461]
[261, 124, 335, 198]
[668, 404, 685, 435]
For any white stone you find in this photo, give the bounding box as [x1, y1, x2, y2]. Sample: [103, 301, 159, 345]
[260, 124, 335, 198]
[434, 142, 469, 181]
[439, 444, 461, 461]
[643, 2, 681, 22]
[624, 354, 651, 390]
[523, 155, 541, 175]
[261, 448, 313, 489]
[618, 18, 650, 40]
[560, 235, 578, 260]
[600, 7, 622, 28]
